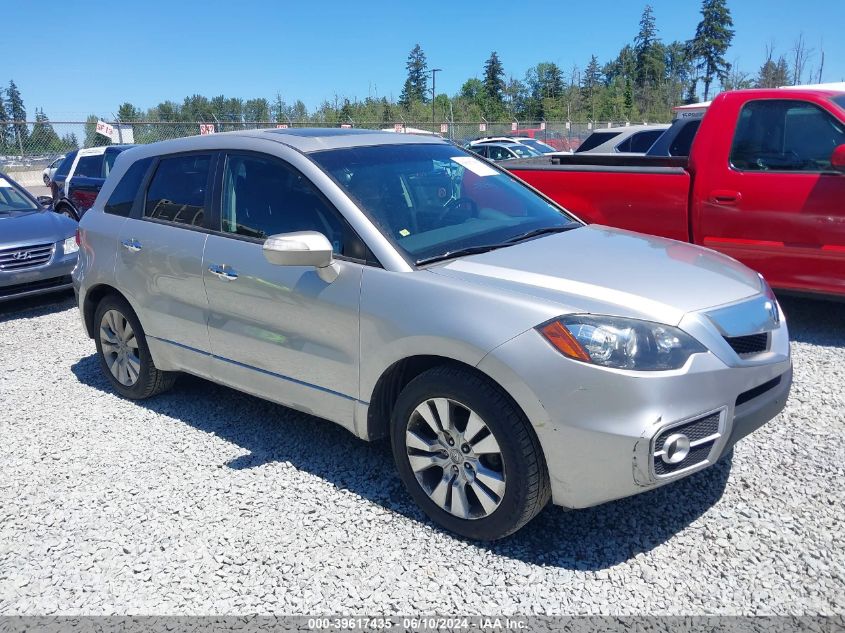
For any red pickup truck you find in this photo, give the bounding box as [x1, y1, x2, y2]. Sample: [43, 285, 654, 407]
[508, 87, 845, 298]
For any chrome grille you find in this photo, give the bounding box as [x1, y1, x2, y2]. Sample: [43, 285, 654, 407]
[725, 332, 769, 356]
[0, 243, 54, 271]
[652, 411, 722, 477]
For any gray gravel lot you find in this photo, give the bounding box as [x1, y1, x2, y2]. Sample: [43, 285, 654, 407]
[0, 292, 843, 615]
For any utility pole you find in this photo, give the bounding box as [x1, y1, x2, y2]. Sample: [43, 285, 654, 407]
[431, 68, 443, 125]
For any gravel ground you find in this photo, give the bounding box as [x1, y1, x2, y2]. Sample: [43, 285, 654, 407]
[0, 291, 843, 616]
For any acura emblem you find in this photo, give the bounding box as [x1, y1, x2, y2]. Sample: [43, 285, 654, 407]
[12, 251, 32, 260]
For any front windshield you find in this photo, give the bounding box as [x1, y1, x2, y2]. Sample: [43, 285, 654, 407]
[0, 177, 39, 214]
[521, 139, 556, 154]
[310, 143, 578, 263]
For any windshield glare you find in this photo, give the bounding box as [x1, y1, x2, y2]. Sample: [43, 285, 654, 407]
[310, 143, 577, 263]
[522, 140, 555, 153]
[0, 178, 39, 213]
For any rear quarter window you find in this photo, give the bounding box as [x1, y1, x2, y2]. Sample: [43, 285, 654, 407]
[75, 155, 104, 178]
[575, 131, 620, 152]
[104, 157, 153, 217]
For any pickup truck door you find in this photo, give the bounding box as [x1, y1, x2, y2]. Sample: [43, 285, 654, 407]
[200, 151, 363, 430]
[695, 97, 845, 295]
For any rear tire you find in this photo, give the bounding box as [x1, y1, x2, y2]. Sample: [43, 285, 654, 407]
[43, 174, 50, 186]
[93, 294, 177, 399]
[390, 365, 550, 540]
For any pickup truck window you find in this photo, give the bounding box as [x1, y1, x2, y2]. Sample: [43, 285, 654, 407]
[53, 151, 77, 180]
[731, 99, 845, 172]
[75, 155, 104, 178]
[144, 154, 210, 227]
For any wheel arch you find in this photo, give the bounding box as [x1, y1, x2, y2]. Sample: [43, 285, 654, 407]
[364, 354, 547, 444]
[82, 283, 133, 338]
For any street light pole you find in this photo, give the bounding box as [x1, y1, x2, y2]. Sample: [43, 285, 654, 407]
[431, 68, 443, 124]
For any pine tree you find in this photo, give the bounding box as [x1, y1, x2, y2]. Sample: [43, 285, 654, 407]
[0, 88, 8, 152]
[401, 44, 429, 106]
[30, 108, 63, 152]
[7, 80, 28, 151]
[689, 0, 735, 100]
[117, 102, 142, 122]
[483, 52, 506, 104]
[582, 55, 603, 120]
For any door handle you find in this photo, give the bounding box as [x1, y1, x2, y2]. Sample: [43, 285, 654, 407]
[710, 190, 742, 206]
[208, 264, 238, 281]
[121, 238, 142, 252]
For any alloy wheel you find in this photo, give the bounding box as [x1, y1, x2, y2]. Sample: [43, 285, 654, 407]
[405, 397, 506, 520]
[99, 309, 141, 386]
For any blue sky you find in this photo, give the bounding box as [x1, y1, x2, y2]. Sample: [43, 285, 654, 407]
[4, 0, 844, 120]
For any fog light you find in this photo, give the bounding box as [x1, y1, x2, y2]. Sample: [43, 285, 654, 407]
[661, 433, 691, 464]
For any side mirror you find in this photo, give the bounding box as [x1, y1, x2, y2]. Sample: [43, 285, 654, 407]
[36, 195, 54, 207]
[263, 231, 339, 282]
[831, 144, 845, 173]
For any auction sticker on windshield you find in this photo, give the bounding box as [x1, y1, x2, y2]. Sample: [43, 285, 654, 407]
[451, 156, 499, 177]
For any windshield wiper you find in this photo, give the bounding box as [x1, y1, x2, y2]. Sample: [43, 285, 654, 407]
[505, 224, 580, 244]
[415, 244, 509, 266]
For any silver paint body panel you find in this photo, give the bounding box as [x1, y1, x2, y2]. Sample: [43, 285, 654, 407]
[74, 128, 792, 509]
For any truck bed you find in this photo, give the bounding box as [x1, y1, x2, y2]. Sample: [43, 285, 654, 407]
[506, 155, 692, 243]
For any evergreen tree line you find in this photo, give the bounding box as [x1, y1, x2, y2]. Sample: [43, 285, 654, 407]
[3, 0, 834, 156]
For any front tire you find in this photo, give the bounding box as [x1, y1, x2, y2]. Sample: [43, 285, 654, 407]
[43, 174, 51, 186]
[390, 365, 550, 540]
[93, 295, 176, 399]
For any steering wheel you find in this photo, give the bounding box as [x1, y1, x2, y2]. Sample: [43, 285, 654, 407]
[437, 197, 479, 224]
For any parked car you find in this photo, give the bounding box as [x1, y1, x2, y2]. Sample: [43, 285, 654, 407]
[468, 141, 541, 161]
[41, 155, 65, 186]
[1, 172, 79, 302]
[471, 136, 558, 154]
[575, 124, 670, 154]
[51, 145, 135, 220]
[74, 129, 791, 540]
[508, 87, 845, 298]
[508, 128, 574, 152]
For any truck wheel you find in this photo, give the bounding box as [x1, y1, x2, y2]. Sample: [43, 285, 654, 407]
[94, 295, 177, 400]
[390, 365, 550, 540]
[55, 204, 77, 221]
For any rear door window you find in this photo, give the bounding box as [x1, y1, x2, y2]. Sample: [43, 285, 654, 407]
[731, 99, 845, 171]
[144, 154, 211, 227]
[53, 152, 77, 180]
[617, 129, 664, 153]
[104, 157, 153, 217]
[75, 155, 104, 178]
[575, 131, 620, 152]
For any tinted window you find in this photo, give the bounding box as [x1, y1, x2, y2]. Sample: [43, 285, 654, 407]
[575, 131, 620, 152]
[103, 148, 126, 177]
[618, 129, 664, 153]
[54, 151, 77, 179]
[220, 154, 353, 256]
[669, 119, 701, 156]
[832, 95, 845, 110]
[104, 157, 152, 217]
[731, 100, 845, 171]
[144, 154, 210, 226]
[470, 145, 487, 158]
[487, 146, 511, 161]
[75, 155, 104, 178]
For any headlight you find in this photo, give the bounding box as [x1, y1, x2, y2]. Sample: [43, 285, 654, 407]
[62, 236, 79, 255]
[538, 315, 707, 371]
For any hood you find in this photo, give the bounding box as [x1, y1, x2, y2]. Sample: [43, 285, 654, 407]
[429, 225, 762, 325]
[0, 209, 77, 248]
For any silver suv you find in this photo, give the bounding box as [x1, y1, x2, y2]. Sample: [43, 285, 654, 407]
[74, 129, 792, 539]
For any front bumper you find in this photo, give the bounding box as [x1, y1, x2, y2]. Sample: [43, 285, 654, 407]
[477, 312, 792, 509]
[0, 247, 77, 302]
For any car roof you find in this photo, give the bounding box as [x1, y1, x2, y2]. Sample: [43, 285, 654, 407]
[118, 128, 450, 160]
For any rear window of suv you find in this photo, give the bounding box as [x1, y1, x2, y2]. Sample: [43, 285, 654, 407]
[75, 155, 104, 178]
[104, 157, 152, 217]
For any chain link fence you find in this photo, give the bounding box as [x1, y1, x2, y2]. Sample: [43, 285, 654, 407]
[0, 118, 649, 186]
